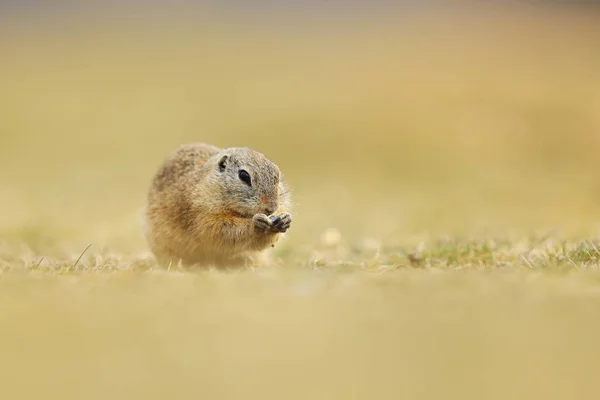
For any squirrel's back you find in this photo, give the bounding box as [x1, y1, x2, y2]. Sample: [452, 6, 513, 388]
[149, 142, 221, 195]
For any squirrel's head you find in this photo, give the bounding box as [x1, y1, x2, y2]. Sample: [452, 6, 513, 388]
[207, 147, 282, 217]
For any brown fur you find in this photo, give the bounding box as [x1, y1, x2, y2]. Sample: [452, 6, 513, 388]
[144, 143, 292, 268]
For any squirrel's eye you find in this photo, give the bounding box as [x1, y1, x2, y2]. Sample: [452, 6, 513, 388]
[238, 170, 251, 186]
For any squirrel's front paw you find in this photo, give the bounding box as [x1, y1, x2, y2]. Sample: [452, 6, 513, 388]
[253, 213, 273, 233]
[269, 212, 292, 233]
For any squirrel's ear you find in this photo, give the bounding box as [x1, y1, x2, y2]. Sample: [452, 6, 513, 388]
[218, 155, 228, 172]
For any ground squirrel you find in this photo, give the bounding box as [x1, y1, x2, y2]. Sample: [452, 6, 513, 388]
[144, 143, 292, 268]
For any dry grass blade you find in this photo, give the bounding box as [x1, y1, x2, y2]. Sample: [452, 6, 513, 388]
[72, 244, 92, 269]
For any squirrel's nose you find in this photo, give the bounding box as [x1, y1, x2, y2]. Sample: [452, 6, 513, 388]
[264, 203, 278, 215]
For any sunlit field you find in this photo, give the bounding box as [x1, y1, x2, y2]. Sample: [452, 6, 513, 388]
[1, 4, 600, 399]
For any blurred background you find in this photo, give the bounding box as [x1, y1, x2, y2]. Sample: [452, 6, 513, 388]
[2, 0, 600, 257]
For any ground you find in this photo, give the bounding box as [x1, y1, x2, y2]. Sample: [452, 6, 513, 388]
[1, 5, 600, 399]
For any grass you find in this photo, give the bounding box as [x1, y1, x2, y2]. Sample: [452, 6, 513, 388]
[2, 4, 600, 399]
